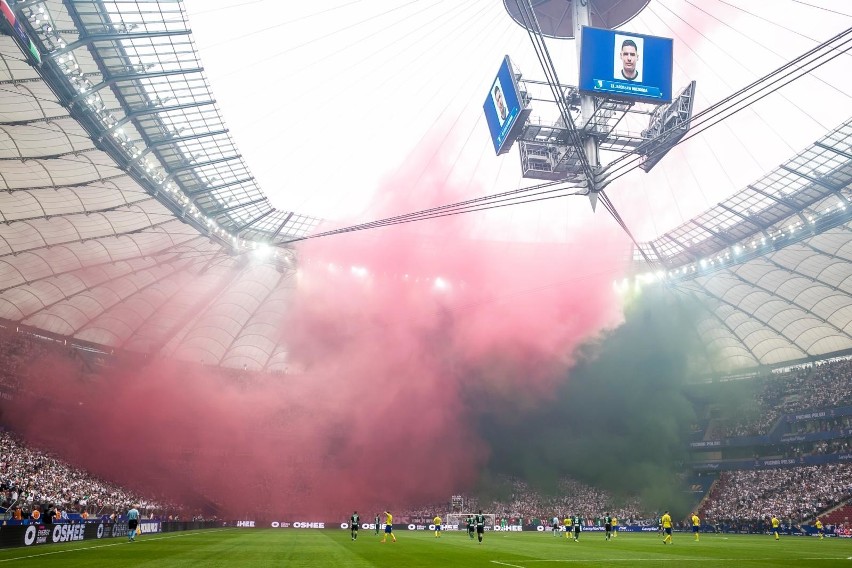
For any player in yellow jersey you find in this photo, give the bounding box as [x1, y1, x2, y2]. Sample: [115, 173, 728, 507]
[564, 516, 572, 538]
[612, 516, 618, 538]
[815, 519, 824, 540]
[691, 512, 700, 541]
[433, 515, 442, 538]
[381, 511, 396, 543]
[661, 511, 673, 544]
[770, 515, 780, 540]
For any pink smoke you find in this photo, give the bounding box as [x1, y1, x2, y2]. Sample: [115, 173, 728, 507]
[4, 143, 630, 518]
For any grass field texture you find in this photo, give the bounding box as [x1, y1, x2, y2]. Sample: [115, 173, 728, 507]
[1, 528, 850, 567]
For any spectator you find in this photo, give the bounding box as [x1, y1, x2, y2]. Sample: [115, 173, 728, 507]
[701, 463, 852, 523]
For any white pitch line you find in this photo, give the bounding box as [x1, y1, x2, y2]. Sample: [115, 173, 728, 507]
[0, 528, 234, 563]
[491, 561, 527, 568]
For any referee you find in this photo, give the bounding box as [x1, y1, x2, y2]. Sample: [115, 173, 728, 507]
[127, 504, 140, 543]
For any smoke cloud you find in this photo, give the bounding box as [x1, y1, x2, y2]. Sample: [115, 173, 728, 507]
[479, 286, 721, 517]
[3, 144, 632, 517]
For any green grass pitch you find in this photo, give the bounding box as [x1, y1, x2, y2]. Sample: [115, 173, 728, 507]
[0, 529, 850, 567]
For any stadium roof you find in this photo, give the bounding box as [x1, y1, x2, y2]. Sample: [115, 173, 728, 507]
[672, 222, 852, 369]
[0, 1, 302, 371]
[1, 0, 851, 372]
[2, 0, 318, 246]
[631, 117, 852, 370]
[638, 118, 852, 271]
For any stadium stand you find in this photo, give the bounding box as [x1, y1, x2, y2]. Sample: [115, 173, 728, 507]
[692, 359, 852, 529]
[0, 327, 51, 395]
[396, 476, 645, 526]
[0, 430, 171, 519]
[699, 463, 852, 523]
[819, 501, 852, 527]
[706, 359, 852, 439]
[4, 324, 850, 529]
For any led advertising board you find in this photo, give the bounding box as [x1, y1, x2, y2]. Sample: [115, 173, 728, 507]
[579, 26, 672, 104]
[484, 55, 524, 155]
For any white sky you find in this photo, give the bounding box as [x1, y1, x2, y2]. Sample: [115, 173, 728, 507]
[182, 0, 852, 242]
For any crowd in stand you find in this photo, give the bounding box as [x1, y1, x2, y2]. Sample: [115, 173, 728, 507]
[789, 415, 852, 436]
[808, 439, 851, 455]
[2, 420, 850, 529]
[483, 477, 643, 525]
[700, 463, 852, 523]
[0, 431, 171, 521]
[395, 476, 645, 526]
[714, 359, 852, 439]
[747, 437, 852, 460]
[0, 328, 52, 396]
[783, 438, 852, 458]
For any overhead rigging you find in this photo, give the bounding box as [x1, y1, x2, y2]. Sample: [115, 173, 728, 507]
[287, 8, 850, 253]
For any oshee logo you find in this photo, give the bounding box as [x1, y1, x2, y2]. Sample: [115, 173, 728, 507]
[341, 523, 377, 530]
[292, 522, 324, 529]
[52, 524, 85, 543]
[236, 521, 256, 528]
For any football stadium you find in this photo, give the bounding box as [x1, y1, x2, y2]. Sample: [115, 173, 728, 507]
[0, 0, 851, 565]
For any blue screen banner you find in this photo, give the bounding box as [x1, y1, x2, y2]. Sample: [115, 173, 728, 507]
[693, 451, 852, 472]
[484, 55, 524, 155]
[579, 26, 673, 104]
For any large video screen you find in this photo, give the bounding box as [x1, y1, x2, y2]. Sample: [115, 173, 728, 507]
[484, 55, 524, 155]
[579, 26, 673, 104]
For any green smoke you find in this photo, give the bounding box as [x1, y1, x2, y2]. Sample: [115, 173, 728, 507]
[474, 287, 727, 518]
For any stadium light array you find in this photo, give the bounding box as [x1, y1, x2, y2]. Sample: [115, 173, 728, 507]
[25, 1, 261, 255]
[659, 193, 852, 283]
[252, 243, 272, 261]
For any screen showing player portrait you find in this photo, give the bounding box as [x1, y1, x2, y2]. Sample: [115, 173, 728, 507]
[579, 27, 672, 104]
[491, 77, 509, 127]
[614, 34, 643, 84]
[483, 55, 523, 155]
